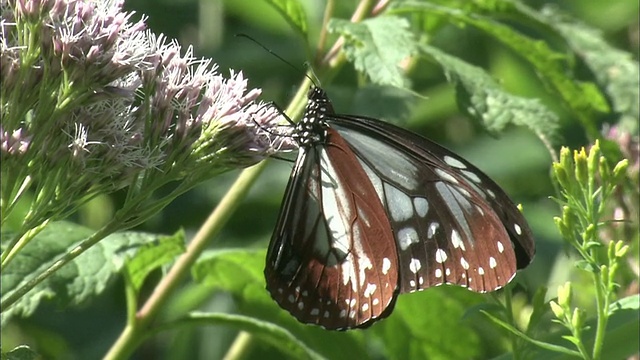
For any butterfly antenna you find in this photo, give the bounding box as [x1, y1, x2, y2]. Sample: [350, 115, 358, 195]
[235, 33, 319, 87]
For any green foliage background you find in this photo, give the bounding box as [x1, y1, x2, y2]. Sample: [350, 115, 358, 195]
[1, 0, 638, 359]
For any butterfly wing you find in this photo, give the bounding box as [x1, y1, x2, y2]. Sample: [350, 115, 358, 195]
[265, 128, 399, 329]
[328, 115, 535, 294]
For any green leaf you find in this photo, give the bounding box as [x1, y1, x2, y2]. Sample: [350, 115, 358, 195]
[541, 6, 639, 132]
[421, 44, 559, 141]
[192, 248, 265, 292]
[2, 345, 39, 360]
[481, 310, 583, 358]
[574, 260, 597, 272]
[533, 294, 640, 359]
[473, 0, 639, 132]
[527, 286, 549, 333]
[327, 16, 417, 87]
[124, 229, 185, 292]
[192, 249, 370, 360]
[1, 221, 163, 324]
[165, 313, 326, 360]
[393, 2, 609, 139]
[374, 287, 485, 360]
[262, 0, 308, 38]
[610, 294, 640, 313]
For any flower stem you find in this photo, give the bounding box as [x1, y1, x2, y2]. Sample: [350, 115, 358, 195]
[0, 218, 120, 311]
[591, 272, 608, 360]
[223, 331, 255, 360]
[1, 219, 50, 269]
[104, 161, 269, 360]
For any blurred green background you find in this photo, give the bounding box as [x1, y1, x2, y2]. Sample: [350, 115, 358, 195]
[3, 0, 637, 359]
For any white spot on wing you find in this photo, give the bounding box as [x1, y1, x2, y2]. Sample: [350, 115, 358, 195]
[382, 257, 392, 275]
[461, 169, 482, 184]
[398, 227, 419, 251]
[409, 258, 422, 273]
[487, 189, 496, 199]
[489, 256, 497, 269]
[460, 257, 470, 270]
[451, 230, 466, 251]
[514, 223, 522, 235]
[444, 155, 467, 169]
[435, 249, 447, 263]
[497, 241, 505, 253]
[311, 308, 319, 316]
[435, 268, 442, 278]
[362, 303, 369, 312]
[428, 222, 439, 239]
[364, 283, 377, 298]
[384, 183, 414, 222]
[413, 197, 429, 217]
[434, 168, 460, 184]
[478, 267, 485, 275]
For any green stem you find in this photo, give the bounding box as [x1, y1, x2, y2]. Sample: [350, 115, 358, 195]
[591, 272, 608, 360]
[104, 161, 270, 360]
[0, 218, 50, 269]
[0, 219, 120, 311]
[503, 289, 520, 360]
[223, 332, 256, 360]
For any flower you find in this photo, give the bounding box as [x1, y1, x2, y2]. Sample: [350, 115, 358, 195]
[1, 0, 292, 250]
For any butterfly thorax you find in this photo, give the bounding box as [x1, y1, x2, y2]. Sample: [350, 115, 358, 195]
[295, 87, 335, 147]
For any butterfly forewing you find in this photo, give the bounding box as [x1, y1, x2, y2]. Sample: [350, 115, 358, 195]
[266, 128, 399, 330]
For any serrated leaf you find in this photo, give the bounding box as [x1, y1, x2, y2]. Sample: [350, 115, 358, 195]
[177, 313, 325, 360]
[421, 44, 559, 141]
[3, 345, 39, 360]
[1, 221, 163, 324]
[262, 0, 308, 38]
[124, 229, 185, 292]
[476, 0, 639, 132]
[327, 16, 417, 87]
[393, 2, 610, 138]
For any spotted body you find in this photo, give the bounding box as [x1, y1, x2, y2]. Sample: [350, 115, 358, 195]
[265, 87, 535, 330]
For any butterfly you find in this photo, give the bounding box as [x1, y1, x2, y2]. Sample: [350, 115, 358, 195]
[265, 86, 535, 330]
